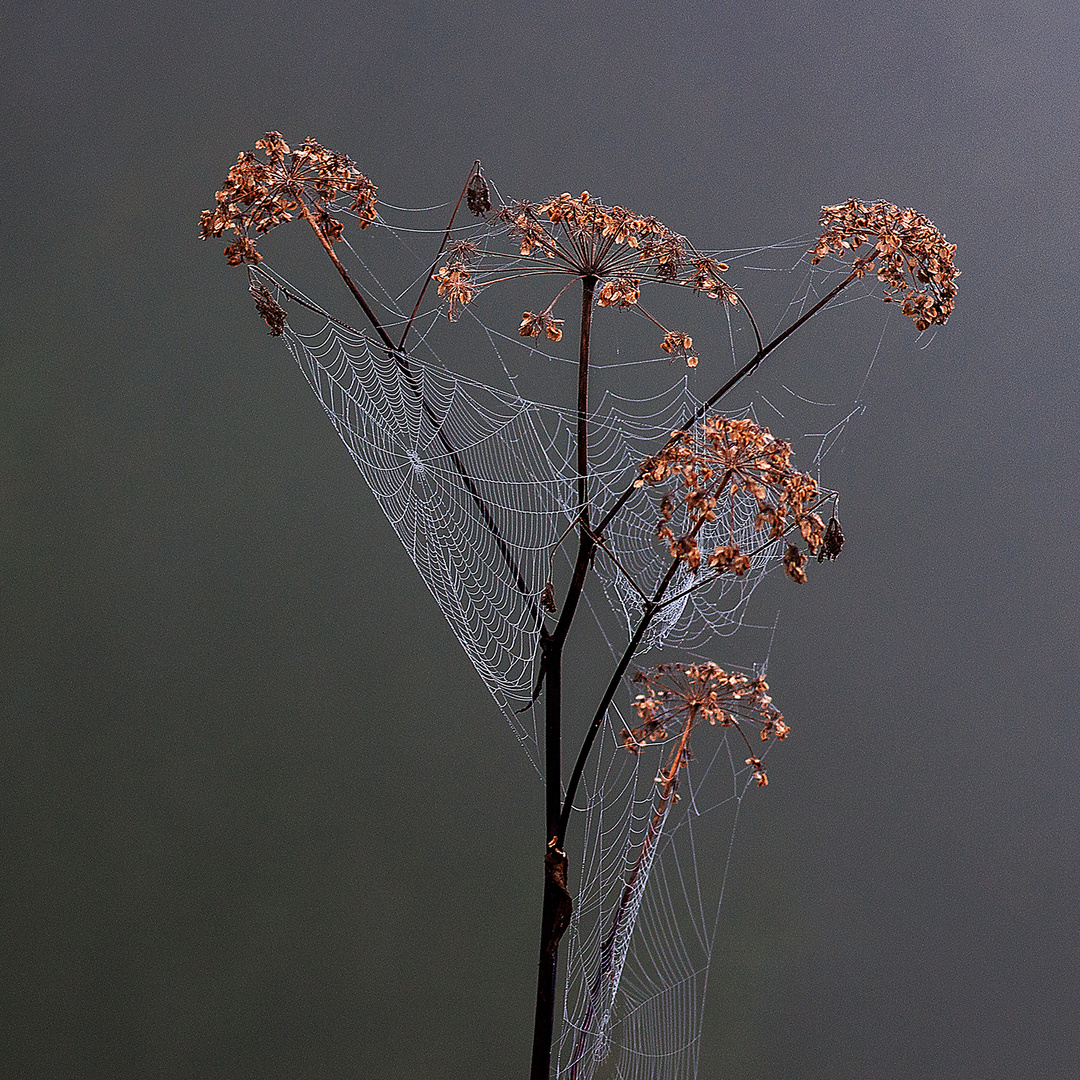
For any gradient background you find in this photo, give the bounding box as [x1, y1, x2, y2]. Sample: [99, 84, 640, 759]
[3, 2, 1078, 1078]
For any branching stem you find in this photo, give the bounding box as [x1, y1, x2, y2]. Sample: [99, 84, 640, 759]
[296, 195, 397, 352]
[594, 261, 866, 538]
[299, 193, 541, 624]
[529, 260, 864, 1080]
[397, 162, 482, 352]
[530, 275, 598, 1080]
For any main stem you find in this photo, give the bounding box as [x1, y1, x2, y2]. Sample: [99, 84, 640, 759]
[529, 264, 864, 1078]
[530, 276, 597, 1080]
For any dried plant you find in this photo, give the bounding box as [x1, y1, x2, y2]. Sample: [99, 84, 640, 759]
[199, 132, 377, 265]
[637, 416, 827, 579]
[201, 134, 957, 1080]
[811, 198, 959, 330]
[625, 662, 788, 782]
[435, 190, 741, 365]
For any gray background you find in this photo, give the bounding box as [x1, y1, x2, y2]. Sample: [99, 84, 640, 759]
[3, 1, 1078, 1078]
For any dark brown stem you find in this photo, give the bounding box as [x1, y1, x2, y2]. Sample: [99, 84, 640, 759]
[295, 196, 397, 352]
[533, 252, 863, 1080]
[530, 275, 598, 1080]
[398, 161, 482, 352]
[549, 275, 599, 649]
[297, 193, 542, 623]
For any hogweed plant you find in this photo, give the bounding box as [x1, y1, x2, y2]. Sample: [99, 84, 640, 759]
[202, 134, 958, 1080]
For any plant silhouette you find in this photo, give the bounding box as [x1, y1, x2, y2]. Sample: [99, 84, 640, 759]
[202, 133, 958, 1080]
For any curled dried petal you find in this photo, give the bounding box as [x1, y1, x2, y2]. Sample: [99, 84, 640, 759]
[466, 166, 491, 216]
[783, 544, 808, 583]
[596, 278, 641, 308]
[660, 330, 698, 367]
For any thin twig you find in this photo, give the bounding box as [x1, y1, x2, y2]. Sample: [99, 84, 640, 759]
[397, 161, 483, 352]
[298, 193, 543, 625]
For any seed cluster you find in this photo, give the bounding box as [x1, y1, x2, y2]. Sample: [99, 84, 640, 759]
[200, 132, 377, 266]
[624, 662, 789, 786]
[811, 199, 959, 331]
[436, 191, 739, 363]
[636, 416, 827, 582]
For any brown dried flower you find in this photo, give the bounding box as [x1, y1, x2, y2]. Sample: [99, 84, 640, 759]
[200, 132, 377, 265]
[434, 191, 740, 347]
[595, 278, 641, 308]
[636, 416, 827, 581]
[622, 662, 788, 786]
[433, 262, 474, 320]
[811, 199, 959, 330]
[519, 310, 565, 341]
[660, 330, 698, 367]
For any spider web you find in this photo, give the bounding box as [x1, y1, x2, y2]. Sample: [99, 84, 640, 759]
[240, 193, 888, 1077]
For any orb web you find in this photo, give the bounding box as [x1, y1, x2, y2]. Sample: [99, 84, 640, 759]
[241, 192, 888, 1077]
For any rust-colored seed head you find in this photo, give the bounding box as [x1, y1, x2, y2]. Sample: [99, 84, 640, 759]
[456, 191, 738, 352]
[200, 132, 377, 266]
[622, 662, 788, 785]
[810, 199, 959, 330]
[635, 415, 826, 581]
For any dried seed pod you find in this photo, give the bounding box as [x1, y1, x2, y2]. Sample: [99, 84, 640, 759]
[810, 199, 959, 330]
[466, 165, 491, 216]
[249, 283, 287, 335]
[819, 515, 845, 562]
[783, 544, 808, 583]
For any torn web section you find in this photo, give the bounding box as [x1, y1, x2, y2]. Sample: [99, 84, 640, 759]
[278, 315, 581, 753]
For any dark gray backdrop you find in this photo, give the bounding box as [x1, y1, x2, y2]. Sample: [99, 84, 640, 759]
[3, 2, 1078, 1078]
